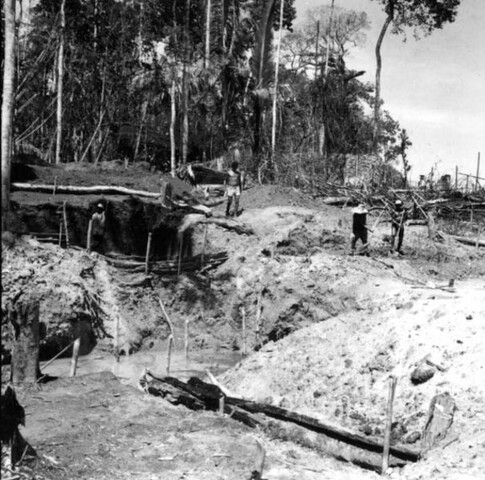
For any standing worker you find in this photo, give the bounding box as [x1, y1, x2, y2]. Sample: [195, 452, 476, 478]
[390, 199, 407, 255]
[90, 202, 106, 253]
[350, 203, 371, 256]
[225, 161, 243, 217]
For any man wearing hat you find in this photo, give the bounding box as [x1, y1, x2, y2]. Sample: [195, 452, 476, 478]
[390, 199, 407, 254]
[350, 203, 371, 255]
[90, 202, 106, 253]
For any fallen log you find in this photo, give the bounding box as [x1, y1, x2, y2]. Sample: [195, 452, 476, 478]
[12, 182, 161, 198]
[202, 217, 255, 235]
[140, 372, 420, 471]
[323, 196, 354, 206]
[449, 234, 485, 248]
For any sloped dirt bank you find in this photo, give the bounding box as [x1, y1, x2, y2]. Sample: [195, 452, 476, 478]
[220, 278, 485, 479]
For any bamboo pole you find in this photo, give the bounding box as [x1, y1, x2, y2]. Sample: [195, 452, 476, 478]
[69, 337, 81, 377]
[86, 219, 93, 252]
[145, 232, 153, 275]
[382, 376, 397, 474]
[62, 200, 70, 247]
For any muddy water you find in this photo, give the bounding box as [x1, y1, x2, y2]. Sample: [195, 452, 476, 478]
[40, 348, 244, 386]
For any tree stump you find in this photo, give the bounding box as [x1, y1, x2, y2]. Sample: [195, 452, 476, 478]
[421, 392, 456, 453]
[8, 295, 41, 385]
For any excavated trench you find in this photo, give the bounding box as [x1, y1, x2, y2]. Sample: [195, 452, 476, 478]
[4, 195, 196, 364]
[11, 196, 193, 260]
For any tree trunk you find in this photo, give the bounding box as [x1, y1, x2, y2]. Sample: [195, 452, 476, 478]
[170, 77, 177, 177]
[1, 0, 16, 230]
[55, 0, 66, 164]
[9, 295, 41, 385]
[373, 7, 393, 151]
[204, 0, 211, 69]
[181, 0, 191, 166]
[323, 0, 335, 77]
[271, 0, 285, 157]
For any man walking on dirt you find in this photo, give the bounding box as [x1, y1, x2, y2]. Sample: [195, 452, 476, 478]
[390, 199, 408, 255]
[350, 203, 371, 256]
[90, 203, 106, 253]
[224, 161, 243, 217]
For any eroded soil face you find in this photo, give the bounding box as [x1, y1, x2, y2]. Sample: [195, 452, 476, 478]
[3, 163, 485, 479]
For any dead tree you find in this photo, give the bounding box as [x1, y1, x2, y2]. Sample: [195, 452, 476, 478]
[8, 294, 41, 384]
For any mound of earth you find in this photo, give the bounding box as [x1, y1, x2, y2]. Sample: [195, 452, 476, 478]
[220, 278, 485, 479]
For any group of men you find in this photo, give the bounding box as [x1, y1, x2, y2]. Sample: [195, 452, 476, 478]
[350, 199, 407, 256]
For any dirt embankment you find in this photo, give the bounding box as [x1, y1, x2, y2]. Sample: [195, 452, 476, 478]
[3, 163, 485, 480]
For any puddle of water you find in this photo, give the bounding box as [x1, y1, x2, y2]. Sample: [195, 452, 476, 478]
[40, 348, 244, 386]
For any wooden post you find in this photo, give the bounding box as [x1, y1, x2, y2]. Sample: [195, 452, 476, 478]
[62, 200, 70, 247]
[476, 152, 481, 191]
[145, 232, 153, 275]
[53, 175, 58, 195]
[8, 295, 41, 385]
[166, 335, 174, 376]
[241, 305, 247, 356]
[86, 218, 93, 252]
[58, 223, 63, 246]
[184, 318, 189, 362]
[465, 174, 469, 193]
[382, 375, 397, 474]
[70, 337, 81, 376]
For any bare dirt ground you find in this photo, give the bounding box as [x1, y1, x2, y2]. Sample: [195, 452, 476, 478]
[2, 163, 485, 479]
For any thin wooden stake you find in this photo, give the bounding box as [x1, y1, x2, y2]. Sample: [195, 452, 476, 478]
[219, 394, 225, 416]
[184, 318, 189, 362]
[115, 314, 120, 362]
[382, 375, 397, 475]
[201, 224, 208, 267]
[158, 297, 175, 348]
[145, 232, 153, 275]
[241, 306, 247, 356]
[39, 339, 76, 373]
[62, 201, 70, 247]
[58, 223, 62, 246]
[69, 337, 81, 377]
[86, 219, 93, 252]
[166, 335, 174, 376]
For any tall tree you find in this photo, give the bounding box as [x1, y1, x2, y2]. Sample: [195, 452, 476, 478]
[55, 0, 66, 164]
[1, 0, 16, 229]
[372, 0, 460, 150]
